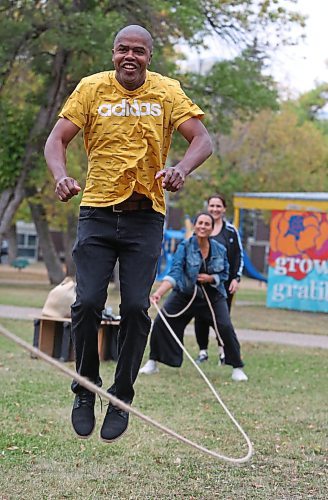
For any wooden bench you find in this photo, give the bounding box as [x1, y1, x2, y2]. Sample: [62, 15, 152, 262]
[33, 316, 120, 362]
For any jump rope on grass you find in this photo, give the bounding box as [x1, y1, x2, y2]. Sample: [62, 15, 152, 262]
[0, 284, 253, 464]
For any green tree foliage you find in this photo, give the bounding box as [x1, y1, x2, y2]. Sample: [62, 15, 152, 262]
[0, 0, 305, 188]
[230, 106, 328, 192]
[0, 101, 34, 190]
[285, 83, 328, 135]
[294, 84, 328, 121]
[178, 100, 328, 217]
[0, 0, 306, 267]
[179, 44, 279, 136]
[175, 155, 244, 218]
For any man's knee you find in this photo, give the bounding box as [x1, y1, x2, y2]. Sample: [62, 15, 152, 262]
[73, 293, 104, 314]
[120, 299, 149, 318]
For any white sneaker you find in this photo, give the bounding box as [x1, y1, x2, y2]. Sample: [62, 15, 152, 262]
[232, 368, 248, 382]
[139, 359, 159, 375]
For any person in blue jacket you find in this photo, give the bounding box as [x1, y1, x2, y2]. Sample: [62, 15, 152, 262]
[195, 193, 244, 365]
[140, 212, 248, 381]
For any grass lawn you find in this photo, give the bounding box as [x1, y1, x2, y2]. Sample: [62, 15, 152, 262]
[0, 318, 327, 499]
[0, 283, 52, 308]
[1, 279, 327, 336]
[231, 305, 328, 336]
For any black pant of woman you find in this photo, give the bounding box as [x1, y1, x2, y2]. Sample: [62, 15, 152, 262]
[149, 290, 244, 368]
[195, 281, 234, 364]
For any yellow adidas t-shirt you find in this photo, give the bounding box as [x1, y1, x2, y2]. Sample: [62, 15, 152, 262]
[59, 70, 204, 214]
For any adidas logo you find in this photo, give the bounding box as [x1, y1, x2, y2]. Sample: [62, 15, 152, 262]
[98, 99, 161, 117]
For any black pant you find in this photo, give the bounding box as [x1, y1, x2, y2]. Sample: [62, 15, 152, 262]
[150, 290, 244, 369]
[195, 282, 234, 362]
[71, 206, 164, 403]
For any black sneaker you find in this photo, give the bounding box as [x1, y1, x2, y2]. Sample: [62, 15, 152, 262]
[100, 403, 129, 443]
[71, 390, 96, 439]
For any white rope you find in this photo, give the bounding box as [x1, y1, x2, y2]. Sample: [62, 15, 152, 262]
[162, 285, 224, 347]
[163, 284, 198, 317]
[0, 322, 252, 464]
[200, 284, 224, 347]
[163, 284, 223, 346]
[152, 288, 253, 463]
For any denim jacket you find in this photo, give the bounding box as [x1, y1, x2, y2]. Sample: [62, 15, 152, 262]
[164, 235, 229, 298]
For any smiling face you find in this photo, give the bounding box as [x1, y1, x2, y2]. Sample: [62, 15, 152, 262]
[207, 196, 226, 222]
[112, 26, 153, 91]
[194, 214, 214, 239]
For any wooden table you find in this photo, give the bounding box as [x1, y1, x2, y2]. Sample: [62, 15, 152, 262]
[33, 316, 120, 362]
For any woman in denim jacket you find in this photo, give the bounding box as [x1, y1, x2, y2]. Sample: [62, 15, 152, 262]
[140, 212, 248, 381]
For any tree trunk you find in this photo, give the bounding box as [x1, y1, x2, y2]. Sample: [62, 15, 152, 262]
[0, 48, 71, 265]
[29, 202, 65, 284]
[7, 224, 17, 264]
[0, 179, 26, 251]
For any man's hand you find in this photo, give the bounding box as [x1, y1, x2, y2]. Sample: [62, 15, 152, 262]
[155, 164, 186, 192]
[155, 118, 212, 192]
[55, 176, 81, 202]
[197, 273, 214, 284]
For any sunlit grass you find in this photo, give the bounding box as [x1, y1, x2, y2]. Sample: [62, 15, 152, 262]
[0, 318, 327, 499]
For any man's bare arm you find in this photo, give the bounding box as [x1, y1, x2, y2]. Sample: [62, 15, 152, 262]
[155, 117, 213, 192]
[44, 118, 82, 202]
